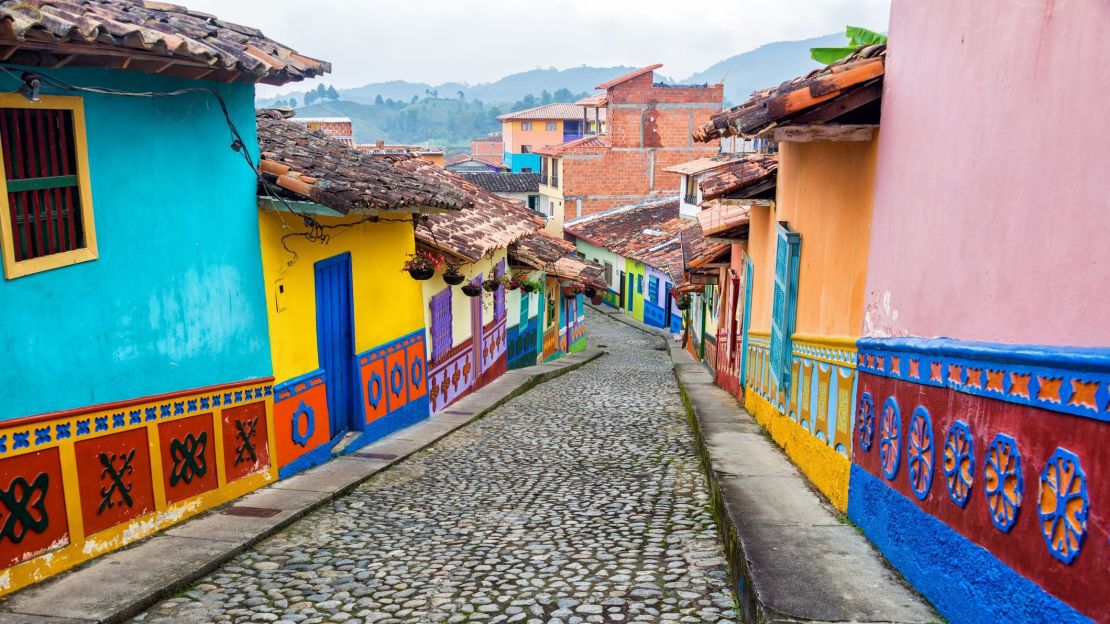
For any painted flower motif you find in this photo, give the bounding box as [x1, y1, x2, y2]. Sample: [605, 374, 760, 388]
[879, 396, 901, 480]
[856, 392, 875, 452]
[985, 433, 1023, 532]
[1038, 448, 1088, 564]
[943, 421, 975, 507]
[906, 406, 934, 500]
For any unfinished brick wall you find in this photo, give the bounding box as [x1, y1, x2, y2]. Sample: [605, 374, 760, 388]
[559, 70, 723, 218]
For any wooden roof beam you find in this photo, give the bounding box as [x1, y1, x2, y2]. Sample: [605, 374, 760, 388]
[774, 124, 876, 143]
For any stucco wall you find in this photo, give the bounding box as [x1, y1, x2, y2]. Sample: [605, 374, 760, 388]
[0, 68, 270, 419]
[258, 215, 424, 384]
[865, 0, 1110, 345]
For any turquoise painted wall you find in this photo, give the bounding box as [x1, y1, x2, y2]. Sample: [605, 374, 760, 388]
[0, 67, 271, 419]
[504, 152, 541, 173]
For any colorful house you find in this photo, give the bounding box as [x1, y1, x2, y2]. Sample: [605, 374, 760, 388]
[692, 156, 777, 395]
[402, 162, 547, 414]
[256, 110, 469, 477]
[536, 65, 723, 228]
[0, 1, 326, 594]
[445, 153, 507, 174]
[460, 172, 543, 215]
[498, 103, 602, 173]
[470, 131, 504, 166]
[506, 231, 605, 367]
[564, 198, 688, 333]
[694, 44, 884, 513]
[695, 4, 1110, 619]
[664, 154, 753, 218]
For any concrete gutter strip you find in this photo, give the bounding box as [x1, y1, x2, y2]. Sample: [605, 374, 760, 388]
[0, 349, 605, 624]
[668, 345, 938, 623]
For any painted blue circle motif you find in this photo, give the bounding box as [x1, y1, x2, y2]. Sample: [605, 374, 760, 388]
[391, 364, 404, 396]
[410, 357, 424, 387]
[856, 392, 875, 452]
[985, 433, 1023, 533]
[906, 406, 934, 500]
[1038, 448, 1088, 564]
[291, 400, 315, 447]
[367, 372, 383, 409]
[879, 396, 901, 480]
[943, 420, 975, 507]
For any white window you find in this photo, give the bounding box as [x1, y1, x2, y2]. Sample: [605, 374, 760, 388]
[546, 121, 557, 131]
[521, 121, 532, 131]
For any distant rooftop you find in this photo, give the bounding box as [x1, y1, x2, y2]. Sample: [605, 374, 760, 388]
[497, 103, 604, 122]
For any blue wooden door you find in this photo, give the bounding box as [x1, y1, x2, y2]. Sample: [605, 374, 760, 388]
[315, 253, 357, 437]
[626, 273, 635, 311]
[663, 282, 673, 329]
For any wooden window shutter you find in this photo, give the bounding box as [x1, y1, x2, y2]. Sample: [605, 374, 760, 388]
[769, 222, 801, 393]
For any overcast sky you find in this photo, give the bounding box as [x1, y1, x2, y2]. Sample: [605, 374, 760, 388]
[184, 0, 891, 97]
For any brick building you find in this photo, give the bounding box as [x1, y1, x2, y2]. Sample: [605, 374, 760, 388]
[536, 65, 722, 228]
[289, 116, 355, 146]
[470, 132, 504, 165]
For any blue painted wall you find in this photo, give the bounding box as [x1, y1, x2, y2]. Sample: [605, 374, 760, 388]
[507, 318, 539, 370]
[0, 67, 271, 419]
[504, 152, 541, 173]
[847, 465, 1091, 624]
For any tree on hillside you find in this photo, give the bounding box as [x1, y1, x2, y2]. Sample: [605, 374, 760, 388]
[304, 91, 315, 106]
[375, 94, 384, 106]
[315, 84, 327, 99]
[553, 88, 574, 102]
[289, 97, 297, 108]
[326, 86, 339, 100]
[457, 90, 465, 100]
[411, 94, 419, 104]
[540, 90, 552, 104]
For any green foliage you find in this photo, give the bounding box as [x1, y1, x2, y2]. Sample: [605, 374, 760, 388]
[810, 26, 887, 65]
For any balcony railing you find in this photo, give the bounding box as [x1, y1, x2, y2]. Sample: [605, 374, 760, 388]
[551, 174, 560, 188]
[563, 133, 583, 142]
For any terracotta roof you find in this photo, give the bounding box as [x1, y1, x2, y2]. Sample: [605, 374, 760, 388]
[402, 159, 544, 263]
[358, 144, 445, 156]
[575, 92, 607, 108]
[256, 110, 468, 213]
[461, 172, 541, 194]
[663, 154, 749, 176]
[0, 0, 329, 85]
[697, 201, 751, 239]
[290, 117, 350, 124]
[534, 134, 609, 157]
[694, 45, 885, 142]
[699, 155, 778, 201]
[497, 103, 594, 121]
[509, 231, 604, 287]
[682, 224, 729, 269]
[596, 64, 662, 90]
[444, 154, 506, 170]
[564, 198, 687, 266]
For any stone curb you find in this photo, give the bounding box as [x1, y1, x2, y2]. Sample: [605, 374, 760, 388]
[0, 349, 606, 624]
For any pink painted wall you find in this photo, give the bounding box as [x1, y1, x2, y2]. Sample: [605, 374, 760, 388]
[864, 0, 1110, 346]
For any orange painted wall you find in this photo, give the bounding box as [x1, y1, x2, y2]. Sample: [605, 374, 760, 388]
[503, 120, 565, 153]
[747, 135, 879, 337]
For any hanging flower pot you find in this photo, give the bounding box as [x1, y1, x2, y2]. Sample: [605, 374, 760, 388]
[482, 280, 500, 293]
[676, 294, 691, 310]
[583, 286, 598, 298]
[443, 267, 465, 285]
[520, 282, 536, 294]
[563, 282, 585, 299]
[461, 284, 482, 297]
[590, 295, 603, 305]
[402, 250, 444, 281]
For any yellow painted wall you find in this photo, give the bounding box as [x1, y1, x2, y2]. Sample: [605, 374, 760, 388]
[503, 119, 565, 153]
[748, 137, 879, 338]
[258, 211, 425, 383]
[417, 153, 446, 168]
[746, 390, 851, 511]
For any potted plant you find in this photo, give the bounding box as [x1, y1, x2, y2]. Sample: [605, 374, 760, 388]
[519, 278, 542, 294]
[402, 250, 443, 281]
[461, 283, 482, 297]
[504, 272, 528, 291]
[583, 285, 598, 298]
[442, 264, 465, 285]
[590, 293, 603, 305]
[675, 293, 691, 310]
[563, 281, 585, 299]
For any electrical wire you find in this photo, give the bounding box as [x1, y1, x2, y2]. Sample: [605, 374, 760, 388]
[0, 66, 434, 267]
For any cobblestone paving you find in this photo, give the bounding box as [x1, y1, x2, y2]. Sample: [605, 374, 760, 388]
[133, 310, 735, 624]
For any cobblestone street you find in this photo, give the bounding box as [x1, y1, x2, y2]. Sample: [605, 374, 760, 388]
[133, 311, 734, 624]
